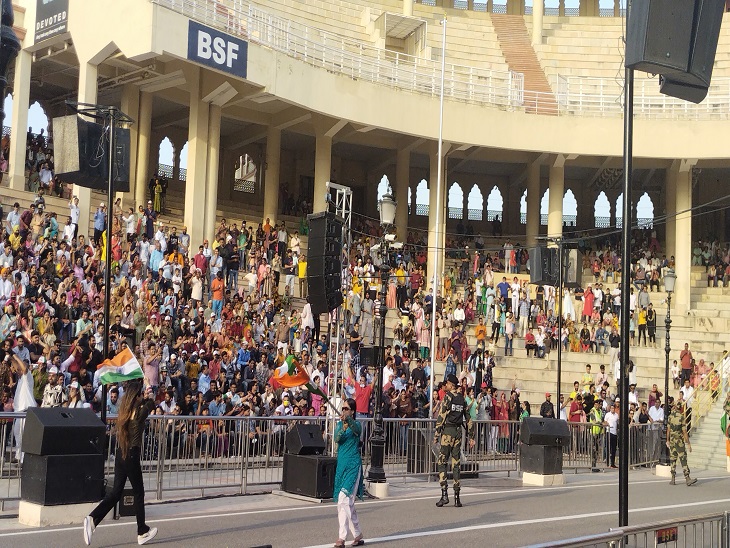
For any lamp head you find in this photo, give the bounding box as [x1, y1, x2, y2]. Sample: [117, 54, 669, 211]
[664, 268, 677, 294]
[379, 193, 396, 227]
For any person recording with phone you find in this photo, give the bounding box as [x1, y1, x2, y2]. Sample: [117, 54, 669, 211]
[333, 398, 365, 548]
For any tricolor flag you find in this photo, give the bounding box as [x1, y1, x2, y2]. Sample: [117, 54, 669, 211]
[97, 348, 144, 386]
[271, 354, 328, 399]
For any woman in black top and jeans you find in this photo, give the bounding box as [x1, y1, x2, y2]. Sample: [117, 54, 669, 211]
[84, 380, 158, 546]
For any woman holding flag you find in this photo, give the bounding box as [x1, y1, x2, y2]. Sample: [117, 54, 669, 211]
[334, 397, 365, 548]
[84, 375, 158, 545]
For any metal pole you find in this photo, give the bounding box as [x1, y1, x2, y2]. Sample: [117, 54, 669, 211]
[367, 262, 389, 482]
[662, 292, 672, 464]
[619, 65, 634, 528]
[429, 17, 447, 418]
[557, 238, 563, 406]
[101, 107, 117, 424]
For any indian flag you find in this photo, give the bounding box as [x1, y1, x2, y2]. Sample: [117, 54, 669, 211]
[97, 348, 144, 385]
[271, 354, 310, 388]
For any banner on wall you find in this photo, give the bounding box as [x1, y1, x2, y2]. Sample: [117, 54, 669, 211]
[35, 0, 69, 44]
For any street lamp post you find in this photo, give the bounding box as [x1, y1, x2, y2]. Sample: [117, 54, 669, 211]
[367, 193, 396, 483]
[661, 268, 677, 464]
[0, 0, 21, 125]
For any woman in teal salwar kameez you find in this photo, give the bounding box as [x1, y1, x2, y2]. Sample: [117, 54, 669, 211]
[333, 398, 365, 548]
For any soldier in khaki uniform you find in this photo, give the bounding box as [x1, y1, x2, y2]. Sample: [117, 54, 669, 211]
[433, 374, 475, 508]
[666, 398, 697, 486]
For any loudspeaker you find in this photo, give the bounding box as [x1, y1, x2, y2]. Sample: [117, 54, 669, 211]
[307, 212, 344, 315]
[659, 75, 710, 103]
[53, 115, 131, 191]
[564, 249, 580, 289]
[520, 417, 571, 446]
[281, 453, 336, 499]
[119, 488, 136, 517]
[519, 444, 564, 475]
[626, 0, 724, 90]
[528, 246, 558, 286]
[285, 423, 326, 455]
[23, 407, 106, 456]
[21, 453, 105, 505]
[360, 346, 376, 368]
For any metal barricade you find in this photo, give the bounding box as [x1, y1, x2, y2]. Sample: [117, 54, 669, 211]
[0, 412, 23, 509]
[561, 422, 659, 472]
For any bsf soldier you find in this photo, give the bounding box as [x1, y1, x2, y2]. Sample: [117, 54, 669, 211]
[433, 374, 475, 508]
[666, 398, 697, 486]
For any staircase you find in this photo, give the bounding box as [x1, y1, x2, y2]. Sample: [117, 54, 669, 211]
[687, 389, 729, 472]
[490, 14, 558, 114]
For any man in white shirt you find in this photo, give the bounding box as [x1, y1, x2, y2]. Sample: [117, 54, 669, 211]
[605, 401, 620, 467]
[68, 196, 80, 239]
[62, 217, 75, 244]
[679, 379, 695, 434]
[648, 397, 664, 463]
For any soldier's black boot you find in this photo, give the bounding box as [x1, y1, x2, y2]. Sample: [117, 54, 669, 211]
[685, 475, 697, 486]
[454, 490, 462, 508]
[670, 473, 676, 486]
[435, 488, 449, 507]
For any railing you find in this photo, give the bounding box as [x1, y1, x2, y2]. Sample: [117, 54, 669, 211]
[152, 0, 730, 120]
[690, 364, 723, 433]
[529, 512, 730, 547]
[233, 178, 256, 193]
[1, 414, 660, 504]
[156, 163, 173, 179]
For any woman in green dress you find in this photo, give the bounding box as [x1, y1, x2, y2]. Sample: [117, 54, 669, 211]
[153, 179, 162, 213]
[333, 398, 365, 548]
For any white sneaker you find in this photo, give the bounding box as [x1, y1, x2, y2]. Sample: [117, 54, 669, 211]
[83, 516, 95, 546]
[138, 527, 158, 545]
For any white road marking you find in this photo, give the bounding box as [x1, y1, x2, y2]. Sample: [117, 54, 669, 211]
[0, 475, 727, 538]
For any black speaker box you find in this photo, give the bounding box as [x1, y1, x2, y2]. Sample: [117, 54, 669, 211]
[53, 115, 131, 191]
[520, 418, 570, 446]
[626, 0, 724, 88]
[23, 407, 106, 456]
[21, 453, 105, 505]
[281, 453, 336, 499]
[528, 246, 558, 286]
[285, 423, 326, 455]
[359, 346, 377, 368]
[519, 444, 564, 475]
[307, 212, 344, 315]
[119, 488, 136, 517]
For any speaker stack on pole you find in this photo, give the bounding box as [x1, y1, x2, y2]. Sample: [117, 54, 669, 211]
[519, 417, 570, 486]
[306, 212, 344, 315]
[280, 424, 336, 499]
[19, 408, 106, 526]
[625, 0, 725, 103]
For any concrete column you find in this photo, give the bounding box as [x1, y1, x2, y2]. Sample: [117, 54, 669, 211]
[135, 92, 152, 208]
[614, 0, 621, 16]
[426, 142, 448, 290]
[403, 0, 413, 16]
[395, 148, 410, 240]
[547, 160, 564, 239]
[559, 0, 566, 16]
[74, 61, 98, 240]
[675, 163, 693, 313]
[204, 104, 222, 244]
[312, 133, 332, 214]
[263, 126, 281, 226]
[526, 162, 541, 248]
[183, 67, 210, 250]
[8, 49, 31, 190]
[120, 85, 139, 208]
[532, 0, 544, 46]
[665, 165, 677, 258]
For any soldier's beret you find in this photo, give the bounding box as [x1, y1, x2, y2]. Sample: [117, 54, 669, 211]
[447, 374, 459, 386]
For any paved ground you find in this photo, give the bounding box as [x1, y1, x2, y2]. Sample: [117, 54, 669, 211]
[2, 470, 730, 547]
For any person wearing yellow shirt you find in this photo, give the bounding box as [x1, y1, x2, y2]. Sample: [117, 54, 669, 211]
[637, 306, 648, 347]
[581, 364, 594, 393]
[395, 264, 407, 308]
[8, 227, 22, 250]
[298, 254, 308, 298]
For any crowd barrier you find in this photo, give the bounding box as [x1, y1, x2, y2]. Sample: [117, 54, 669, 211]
[0, 414, 659, 503]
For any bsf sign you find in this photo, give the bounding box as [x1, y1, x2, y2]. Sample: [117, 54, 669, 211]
[187, 21, 247, 78]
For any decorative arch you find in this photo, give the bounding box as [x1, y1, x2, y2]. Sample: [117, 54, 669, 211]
[616, 193, 623, 228]
[376, 175, 392, 211]
[448, 182, 464, 219]
[563, 189, 577, 227]
[486, 185, 503, 222]
[540, 189, 550, 226]
[415, 179, 429, 216]
[520, 189, 527, 225]
[233, 153, 257, 193]
[467, 184, 484, 221]
[157, 137, 176, 179]
[28, 101, 49, 136]
[636, 192, 655, 228]
[594, 191, 611, 228]
[408, 187, 412, 214]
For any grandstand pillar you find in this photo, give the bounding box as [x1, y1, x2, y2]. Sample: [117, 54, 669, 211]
[532, 0, 544, 46]
[183, 66, 210, 250]
[263, 126, 281, 226]
[614, 0, 621, 17]
[403, 0, 413, 17]
[313, 132, 332, 214]
[559, 0, 566, 16]
[8, 49, 31, 190]
[204, 104, 222, 244]
[547, 156, 565, 239]
[134, 92, 152, 209]
[427, 141, 449, 292]
[120, 85, 139, 208]
[395, 148, 410, 240]
[674, 160, 695, 313]
[526, 161, 541, 248]
[74, 61, 99, 240]
[665, 164, 677, 258]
